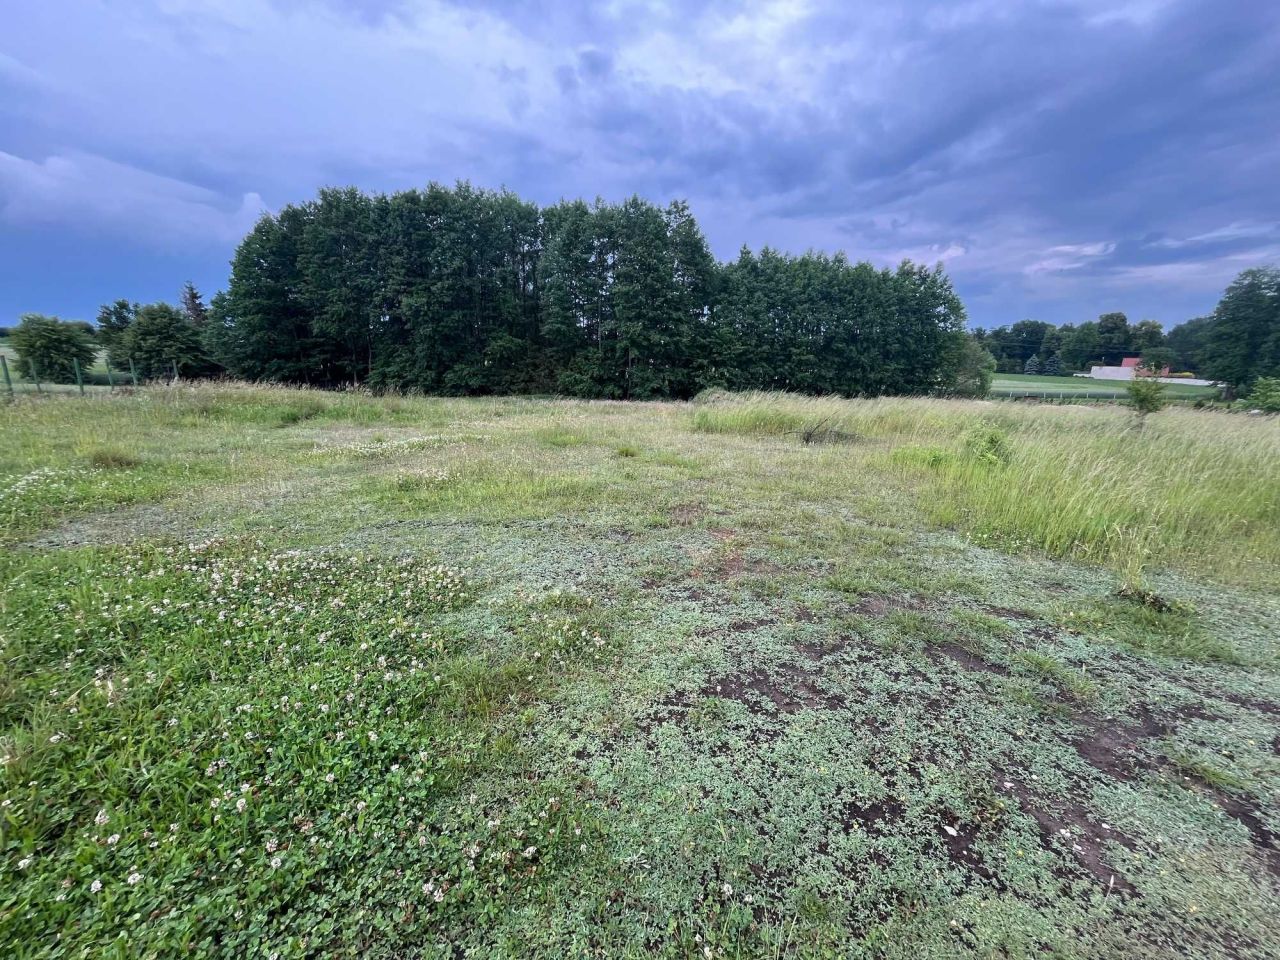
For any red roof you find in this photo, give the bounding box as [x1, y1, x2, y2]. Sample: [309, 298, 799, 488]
[1120, 357, 1140, 368]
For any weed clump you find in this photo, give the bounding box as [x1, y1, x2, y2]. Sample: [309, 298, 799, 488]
[962, 420, 1013, 465]
[1115, 583, 1193, 615]
[86, 448, 141, 469]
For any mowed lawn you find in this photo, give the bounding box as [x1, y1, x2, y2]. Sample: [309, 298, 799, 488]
[990, 373, 1218, 400]
[2, 385, 1279, 959]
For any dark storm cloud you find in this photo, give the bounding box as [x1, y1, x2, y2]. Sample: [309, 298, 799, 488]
[0, 0, 1277, 326]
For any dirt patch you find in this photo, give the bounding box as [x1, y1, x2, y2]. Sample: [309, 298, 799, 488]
[937, 813, 1003, 886]
[700, 652, 846, 716]
[1212, 792, 1280, 878]
[1066, 708, 1168, 784]
[982, 604, 1037, 621]
[1219, 693, 1280, 718]
[728, 618, 775, 633]
[932, 643, 1010, 677]
[997, 777, 1139, 895]
[1172, 773, 1280, 879]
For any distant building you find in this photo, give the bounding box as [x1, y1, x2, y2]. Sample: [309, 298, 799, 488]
[1083, 357, 1215, 386]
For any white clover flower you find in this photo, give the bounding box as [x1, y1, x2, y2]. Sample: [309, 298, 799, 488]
[126, 872, 142, 885]
[90, 879, 102, 893]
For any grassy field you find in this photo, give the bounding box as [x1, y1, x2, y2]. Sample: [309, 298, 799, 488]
[991, 373, 1218, 401]
[2, 385, 1278, 958]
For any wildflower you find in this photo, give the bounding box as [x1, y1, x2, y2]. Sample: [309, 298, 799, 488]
[127, 872, 142, 885]
[270, 857, 282, 869]
[107, 834, 120, 845]
[90, 879, 102, 893]
[18, 857, 33, 870]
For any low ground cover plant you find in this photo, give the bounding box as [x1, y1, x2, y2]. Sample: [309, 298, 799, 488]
[2, 385, 1278, 957]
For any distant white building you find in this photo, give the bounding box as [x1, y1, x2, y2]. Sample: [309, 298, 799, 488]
[1081, 357, 1216, 386]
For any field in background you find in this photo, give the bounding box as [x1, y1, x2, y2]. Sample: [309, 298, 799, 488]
[991, 372, 1218, 400]
[2, 385, 1278, 958]
[0, 342, 118, 393]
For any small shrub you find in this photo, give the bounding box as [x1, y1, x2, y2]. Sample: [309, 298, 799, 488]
[275, 397, 326, 426]
[1125, 377, 1167, 424]
[87, 448, 142, 470]
[1244, 377, 1280, 413]
[961, 420, 1012, 465]
[615, 445, 639, 458]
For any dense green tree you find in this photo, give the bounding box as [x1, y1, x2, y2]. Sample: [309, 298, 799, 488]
[1024, 354, 1041, 375]
[1060, 322, 1101, 371]
[95, 299, 137, 367]
[1041, 353, 1062, 377]
[1096, 312, 1132, 365]
[210, 183, 971, 398]
[1199, 267, 1280, 393]
[9, 314, 96, 383]
[1131, 319, 1165, 354]
[940, 334, 996, 397]
[121, 303, 209, 378]
[1138, 347, 1176, 374]
[1165, 316, 1211, 371]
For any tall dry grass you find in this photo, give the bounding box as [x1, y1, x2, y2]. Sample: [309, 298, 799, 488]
[692, 391, 1280, 589]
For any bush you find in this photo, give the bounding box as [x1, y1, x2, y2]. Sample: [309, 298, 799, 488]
[942, 335, 996, 398]
[962, 419, 1013, 465]
[1244, 377, 1280, 413]
[8, 314, 96, 383]
[1125, 377, 1167, 423]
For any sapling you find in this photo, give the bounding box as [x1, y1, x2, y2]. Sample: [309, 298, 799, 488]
[1125, 374, 1167, 427]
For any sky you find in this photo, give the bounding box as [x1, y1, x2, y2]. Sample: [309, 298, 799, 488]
[1, 0, 1278, 330]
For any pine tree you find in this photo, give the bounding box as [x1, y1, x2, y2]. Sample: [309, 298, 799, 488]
[1024, 353, 1041, 375]
[181, 282, 210, 328]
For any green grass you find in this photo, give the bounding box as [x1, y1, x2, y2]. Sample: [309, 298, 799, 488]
[991, 372, 1218, 400]
[2, 385, 1279, 958]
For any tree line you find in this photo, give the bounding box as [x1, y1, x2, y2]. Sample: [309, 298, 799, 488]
[5, 183, 1277, 402]
[974, 267, 1280, 394]
[4, 184, 979, 398]
[196, 183, 974, 398]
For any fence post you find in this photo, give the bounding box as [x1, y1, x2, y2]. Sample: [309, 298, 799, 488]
[129, 358, 139, 387]
[105, 364, 115, 390]
[73, 357, 85, 395]
[1, 355, 12, 402]
[171, 359, 180, 383]
[29, 359, 42, 394]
